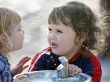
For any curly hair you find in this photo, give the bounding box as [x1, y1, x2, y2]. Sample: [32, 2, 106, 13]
[48, 1, 100, 50]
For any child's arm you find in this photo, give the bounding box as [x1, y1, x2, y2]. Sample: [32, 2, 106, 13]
[83, 57, 102, 82]
[11, 56, 31, 76]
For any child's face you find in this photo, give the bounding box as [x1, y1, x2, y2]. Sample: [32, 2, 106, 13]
[48, 23, 78, 57]
[12, 23, 24, 51]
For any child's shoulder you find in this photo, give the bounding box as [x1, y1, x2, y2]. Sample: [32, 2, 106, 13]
[34, 47, 52, 58]
[29, 47, 56, 71]
[31, 47, 52, 64]
[0, 60, 5, 72]
[81, 49, 100, 62]
[0, 55, 7, 72]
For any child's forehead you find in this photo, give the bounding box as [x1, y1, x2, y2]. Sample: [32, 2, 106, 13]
[49, 23, 72, 30]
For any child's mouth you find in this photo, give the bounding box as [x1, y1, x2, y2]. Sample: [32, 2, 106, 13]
[51, 43, 57, 49]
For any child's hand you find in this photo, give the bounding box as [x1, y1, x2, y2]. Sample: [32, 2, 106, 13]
[68, 64, 82, 76]
[11, 56, 31, 76]
[13, 74, 30, 82]
[13, 79, 30, 82]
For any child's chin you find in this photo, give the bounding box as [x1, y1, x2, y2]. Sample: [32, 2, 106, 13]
[13, 47, 22, 51]
[52, 51, 61, 55]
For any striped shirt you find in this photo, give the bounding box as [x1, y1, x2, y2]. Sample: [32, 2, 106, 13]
[29, 47, 102, 82]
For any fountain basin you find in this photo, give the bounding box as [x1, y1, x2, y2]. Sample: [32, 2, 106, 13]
[14, 70, 91, 82]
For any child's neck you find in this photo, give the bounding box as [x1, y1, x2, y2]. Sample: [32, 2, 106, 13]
[65, 48, 81, 60]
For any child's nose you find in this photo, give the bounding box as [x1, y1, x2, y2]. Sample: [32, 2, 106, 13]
[50, 33, 57, 40]
[22, 30, 24, 34]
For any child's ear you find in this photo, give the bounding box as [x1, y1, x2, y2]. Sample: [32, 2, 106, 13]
[80, 34, 86, 43]
[75, 34, 86, 43]
[0, 34, 8, 45]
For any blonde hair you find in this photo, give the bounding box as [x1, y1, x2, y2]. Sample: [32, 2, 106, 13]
[0, 7, 21, 56]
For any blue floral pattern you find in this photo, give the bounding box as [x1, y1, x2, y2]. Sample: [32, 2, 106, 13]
[0, 54, 12, 82]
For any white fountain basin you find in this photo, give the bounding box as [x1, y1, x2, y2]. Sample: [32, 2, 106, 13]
[14, 70, 91, 82]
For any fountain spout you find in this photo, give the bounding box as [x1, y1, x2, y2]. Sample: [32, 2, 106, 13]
[57, 56, 69, 78]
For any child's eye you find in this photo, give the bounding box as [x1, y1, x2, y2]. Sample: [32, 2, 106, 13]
[18, 28, 21, 31]
[57, 30, 63, 33]
[48, 28, 52, 32]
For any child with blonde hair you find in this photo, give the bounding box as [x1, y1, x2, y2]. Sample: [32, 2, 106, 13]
[0, 7, 30, 82]
[29, 1, 102, 82]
